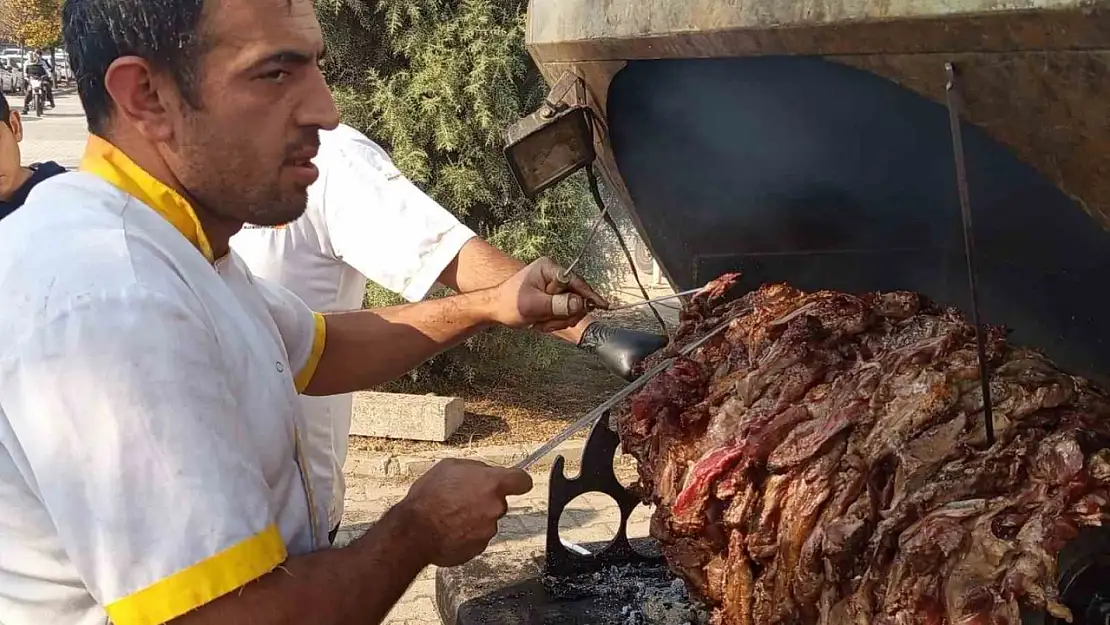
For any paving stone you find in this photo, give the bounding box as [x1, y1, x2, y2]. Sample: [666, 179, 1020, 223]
[515, 512, 547, 535]
[497, 515, 528, 537]
[561, 523, 619, 545]
[16, 89, 88, 168]
[403, 576, 436, 601]
[385, 596, 436, 621]
[350, 392, 464, 442]
[485, 533, 545, 553]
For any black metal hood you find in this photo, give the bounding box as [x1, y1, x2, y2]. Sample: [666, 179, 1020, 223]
[604, 55, 1110, 385]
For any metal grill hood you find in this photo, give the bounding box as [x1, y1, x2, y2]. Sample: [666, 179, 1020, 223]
[520, 0, 1110, 385]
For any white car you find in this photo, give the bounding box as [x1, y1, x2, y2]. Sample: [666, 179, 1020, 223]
[0, 59, 23, 94]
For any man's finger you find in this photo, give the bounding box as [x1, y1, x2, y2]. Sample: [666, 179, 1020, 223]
[536, 257, 609, 309]
[567, 274, 609, 310]
[494, 468, 534, 496]
[533, 314, 587, 334]
[538, 258, 571, 295]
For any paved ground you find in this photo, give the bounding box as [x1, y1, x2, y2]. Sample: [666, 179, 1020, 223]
[13, 87, 88, 168]
[336, 466, 654, 624]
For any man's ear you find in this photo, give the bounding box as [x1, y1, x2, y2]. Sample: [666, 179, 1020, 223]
[103, 56, 175, 142]
[8, 111, 23, 143]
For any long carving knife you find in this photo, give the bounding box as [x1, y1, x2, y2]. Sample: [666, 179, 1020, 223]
[513, 320, 732, 471]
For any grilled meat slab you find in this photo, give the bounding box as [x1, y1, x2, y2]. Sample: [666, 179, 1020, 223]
[615, 276, 1110, 625]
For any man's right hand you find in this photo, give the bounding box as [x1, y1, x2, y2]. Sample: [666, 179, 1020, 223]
[396, 458, 533, 567]
[488, 256, 609, 333]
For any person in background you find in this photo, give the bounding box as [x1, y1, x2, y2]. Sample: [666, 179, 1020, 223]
[230, 122, 671, 543]
[37, 49, 53, 74]
[22, 50, 56, 112]
[0, 93, 65, 220]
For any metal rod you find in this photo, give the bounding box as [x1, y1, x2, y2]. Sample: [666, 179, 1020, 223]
[585, 166, 670, 335]
[602, 288, 703, 312]
[560, 207, 609, 281]
[945, 62, 995, 447]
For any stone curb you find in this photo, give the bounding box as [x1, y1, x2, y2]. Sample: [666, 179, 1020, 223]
[345, 438, 638, 481]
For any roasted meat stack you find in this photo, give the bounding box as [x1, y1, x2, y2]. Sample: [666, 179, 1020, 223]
[614, 275, 1110, 625]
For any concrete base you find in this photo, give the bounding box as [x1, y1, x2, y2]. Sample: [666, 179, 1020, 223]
[350, 392, 464, 442]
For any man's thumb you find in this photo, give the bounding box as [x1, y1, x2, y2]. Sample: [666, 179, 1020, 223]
[495, 468, 534, 496]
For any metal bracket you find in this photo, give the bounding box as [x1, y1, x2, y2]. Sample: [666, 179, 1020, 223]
[543, 413, 663, 577]
[539, 72, 588, 119]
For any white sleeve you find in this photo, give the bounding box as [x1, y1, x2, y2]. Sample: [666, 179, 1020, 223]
[0, 287, 286, 625]
[251, 274, 327, 392]
[320, 141, 477, 302]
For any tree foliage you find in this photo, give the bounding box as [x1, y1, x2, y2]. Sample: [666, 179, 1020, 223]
[0, 0, 62, 49]
[316, 0, 618, 386]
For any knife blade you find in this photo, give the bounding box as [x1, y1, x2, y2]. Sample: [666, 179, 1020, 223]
[513, 319, 733, 471]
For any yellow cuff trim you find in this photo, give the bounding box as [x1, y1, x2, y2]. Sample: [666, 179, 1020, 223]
[295, 312, 327, 393]
[104, 525, 287, 625]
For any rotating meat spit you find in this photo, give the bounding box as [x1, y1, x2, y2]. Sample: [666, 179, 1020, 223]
[438, 393, 1110, 624]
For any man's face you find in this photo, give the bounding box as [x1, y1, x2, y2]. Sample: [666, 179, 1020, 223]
[0, 111, 24, 199]
[167, 0, 339, 227]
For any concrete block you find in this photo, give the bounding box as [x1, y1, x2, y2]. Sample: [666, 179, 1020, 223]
[350, 392, 464, 442]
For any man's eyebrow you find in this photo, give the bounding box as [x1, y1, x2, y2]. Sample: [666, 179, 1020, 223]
[249, 48, 323, 69]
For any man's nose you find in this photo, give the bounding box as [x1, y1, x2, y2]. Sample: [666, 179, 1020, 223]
[301, 68, 340, 131]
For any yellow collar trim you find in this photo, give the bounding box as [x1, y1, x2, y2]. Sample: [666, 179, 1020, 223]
[80, 135, 215, 263]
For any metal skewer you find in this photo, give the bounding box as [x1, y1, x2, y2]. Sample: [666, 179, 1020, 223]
[945, 62, 995, 447]
[514, 319, 733, 470]
[599, 288, 703, 312]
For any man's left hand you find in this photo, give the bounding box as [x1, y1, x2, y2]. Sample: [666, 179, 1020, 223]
[489, 257, 609, 332]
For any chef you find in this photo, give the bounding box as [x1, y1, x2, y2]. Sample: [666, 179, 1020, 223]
[230, 122, 669, 541]
[0, 0, 607, 623]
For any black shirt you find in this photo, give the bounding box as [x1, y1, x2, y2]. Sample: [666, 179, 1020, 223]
[25, 61, 49, 79]
[0, 161, 66, 221]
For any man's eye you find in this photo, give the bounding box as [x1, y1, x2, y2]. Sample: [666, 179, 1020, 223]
[261, 69, 291, 83]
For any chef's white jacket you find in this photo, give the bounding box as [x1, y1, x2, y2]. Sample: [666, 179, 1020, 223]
[230, 123, 477, 529]
[0, 136, 330, 625]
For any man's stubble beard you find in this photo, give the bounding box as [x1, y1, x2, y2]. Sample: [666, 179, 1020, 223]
[176, 114, 309, 228]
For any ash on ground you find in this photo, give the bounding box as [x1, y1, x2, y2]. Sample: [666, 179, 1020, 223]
[542, 562, 709, 625]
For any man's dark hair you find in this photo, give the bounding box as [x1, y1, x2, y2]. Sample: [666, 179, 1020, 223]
[62, 0, 207, 136]
[0, 93, 10, 128]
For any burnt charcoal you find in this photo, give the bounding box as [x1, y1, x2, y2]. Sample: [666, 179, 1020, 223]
[614, 277, 1110, 625]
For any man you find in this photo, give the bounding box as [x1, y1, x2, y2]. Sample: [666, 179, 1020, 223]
[0, 1, 607, 624]
[0, 93, 66, 220]
[22, 50, 55, 113]
[230, 123, 669, 540]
